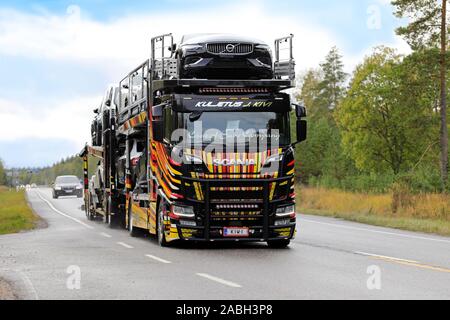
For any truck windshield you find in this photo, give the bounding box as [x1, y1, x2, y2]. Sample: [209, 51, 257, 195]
[180, 112, 290, 146]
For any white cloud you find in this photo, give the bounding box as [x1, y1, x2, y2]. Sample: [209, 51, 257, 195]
[343, 33, 411, 74]
[0, 96, 100, 148]
[0, 2, 338, 73]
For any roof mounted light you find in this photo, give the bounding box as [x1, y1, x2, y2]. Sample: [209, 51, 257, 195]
[199, 88, 269, 94]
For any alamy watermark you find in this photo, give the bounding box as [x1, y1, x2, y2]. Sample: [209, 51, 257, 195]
[366, 265, 381, 290]
[66, 265, 81, 290]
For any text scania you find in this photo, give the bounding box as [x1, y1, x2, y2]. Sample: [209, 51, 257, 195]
[213, 158, 256, 166]
[195, 101, 274, 108]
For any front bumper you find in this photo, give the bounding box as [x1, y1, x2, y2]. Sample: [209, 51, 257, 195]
[167, 222, 296, 242]
[163, 175, 296, 243]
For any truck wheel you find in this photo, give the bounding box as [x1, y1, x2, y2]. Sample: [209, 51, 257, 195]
[157, 202, 168, 247]
[128, 202, 140, 237]
[267, 239, 290, 249]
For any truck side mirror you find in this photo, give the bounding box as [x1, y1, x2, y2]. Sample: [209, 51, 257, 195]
[93, 108, 99, 114]
[294, 104, 307, 118]
[296, 120, 307, 143]
[152, 120, 165, 143]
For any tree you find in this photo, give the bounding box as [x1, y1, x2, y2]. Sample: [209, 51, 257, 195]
[319, 46, 348, 110]
[295, 62, 355, 184]
[393, 0, 445, 49]
[0, 158, 6, 185]
[336, 47, 435, 175]
[392, 0, 448, 188]
[297, 69, 326, 118]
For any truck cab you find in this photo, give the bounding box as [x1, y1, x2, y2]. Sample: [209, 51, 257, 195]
[150, 83, 306, 247]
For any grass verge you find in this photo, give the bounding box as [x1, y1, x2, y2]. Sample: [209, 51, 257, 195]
[0, 186, 40, 235]
[297, 186, 450, 237]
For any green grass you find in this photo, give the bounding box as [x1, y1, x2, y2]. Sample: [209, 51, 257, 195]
[299, 208, 450, 237]
[0, 187, 40, 235]
[297, 186, 450, 237]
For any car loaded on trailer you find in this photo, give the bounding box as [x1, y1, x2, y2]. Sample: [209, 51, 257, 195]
[80, 33, 306, 248]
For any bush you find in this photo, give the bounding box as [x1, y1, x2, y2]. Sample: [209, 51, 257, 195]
[308, 173, 395, 194]
[304, 162, 442, 194]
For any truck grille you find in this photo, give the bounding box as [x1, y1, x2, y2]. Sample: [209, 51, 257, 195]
[206, 43, 253, 55]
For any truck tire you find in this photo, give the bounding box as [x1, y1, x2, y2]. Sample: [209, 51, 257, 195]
[128, 202, 140, 237]
[267, 239, 290, 249]
[157, 201, 169, 247]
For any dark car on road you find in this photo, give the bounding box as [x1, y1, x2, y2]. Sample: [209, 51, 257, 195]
[52, 175, 83, 199]
[177, 34, 273, 80]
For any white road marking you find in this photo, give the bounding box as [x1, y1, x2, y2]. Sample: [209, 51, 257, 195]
[36, 191, 94, 230]
[117, 242, 133, 249]
[354, 251, 450, 273]
[196, 273, 242, 288]
[145, 254, 172, 264]
[100, 232, 112, 238]
[0, 268, 39, 300]
[300, 217, 450, 244]
[17, 270, 39, 300]
[354, 251, 419, 263]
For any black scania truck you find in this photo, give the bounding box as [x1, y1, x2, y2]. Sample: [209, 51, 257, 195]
[81, 33, 306, 248]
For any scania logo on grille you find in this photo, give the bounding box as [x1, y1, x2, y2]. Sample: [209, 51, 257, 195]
[213, 159, 256, 166]
[226, 44, 235, 53]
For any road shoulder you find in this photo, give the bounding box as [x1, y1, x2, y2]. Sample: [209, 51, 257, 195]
[25, 190, 48, 231]
[0, 278, 17, 300]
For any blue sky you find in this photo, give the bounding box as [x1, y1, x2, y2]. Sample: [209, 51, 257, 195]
[0, 0, 409, 168]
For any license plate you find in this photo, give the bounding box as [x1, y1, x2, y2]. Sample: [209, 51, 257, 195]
[65, 190, 73, 193]
[223, 227, 249, 238]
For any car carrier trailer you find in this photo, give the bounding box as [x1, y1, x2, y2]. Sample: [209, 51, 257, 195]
[80, 33, 306, 248]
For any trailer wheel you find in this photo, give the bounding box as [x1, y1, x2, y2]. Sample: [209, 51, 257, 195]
[104, 213, 110, 225]
[267, 239, 290, 249]
[86, 195, 94, 221]
[157, 201, 168, 247]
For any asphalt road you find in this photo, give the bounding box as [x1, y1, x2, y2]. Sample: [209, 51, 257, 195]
[0, 187, 449, 300]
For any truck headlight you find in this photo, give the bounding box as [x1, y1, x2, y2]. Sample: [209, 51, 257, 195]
[275, 218, 291, 226]
[255, 44, 272, 55]
[276, 204, 295, 217]
[182, 44, 204, 52]
[184, 154, 203, 165]
[263, 154, 283, 167]
[172, 205, 195, 218]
